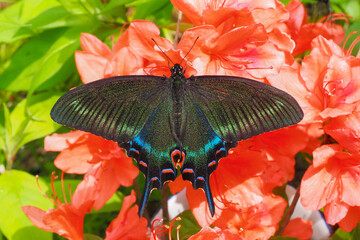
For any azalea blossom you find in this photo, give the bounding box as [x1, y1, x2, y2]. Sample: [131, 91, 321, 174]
[75, 31, 144, 83]
[174, 3, 292, 79]
[188, 226, 243, 240]
[170, 0, 288, 31]
[178, 23, 287, 79]
[212, 195, 287, 239]
[150, 217, 182, 240]
[300, 35, 360, 122]
[300, 144, 360, 230]
[324, 102, 360, 153]
[105, 190, 148, 240]
[45, 131, 139, 210]
[284, 0, 345, 56]
[254, 126, 309, 192]
[283, 218, 313, 240]
[22, 204, 88, 240]
[22, 173, 93, 240]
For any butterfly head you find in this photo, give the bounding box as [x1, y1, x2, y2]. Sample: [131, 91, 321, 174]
[170, 63, 186, 76]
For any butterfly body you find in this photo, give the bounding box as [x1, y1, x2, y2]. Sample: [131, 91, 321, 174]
[51, 63, 303, 217]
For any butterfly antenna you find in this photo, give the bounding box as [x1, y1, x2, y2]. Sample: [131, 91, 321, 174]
[180, 36, 199, 66]
[152, 38, 174, 67]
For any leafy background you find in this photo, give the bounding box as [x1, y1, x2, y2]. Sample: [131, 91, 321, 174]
[0, 0, 359, 239]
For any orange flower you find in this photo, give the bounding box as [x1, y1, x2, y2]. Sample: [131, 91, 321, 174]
[254, 126, 309, 192]
[45, 131, 139, 210]
[22, 204, 87, 240]
[269, 35, 360, 126]
[150, 217, 182, 240]
[283, 218, 313, 240]
[212, 195, 287, 240]
[22, 173, 93, 240]
[76, 20, 197, 80]
[338, 206, 360, 232]
[188, 226, 243, 240]
[170, 0, 288, 30]
[105, 190, 148, 240]
[172, 0, 295, 72]
[285, 0, 345, 56]
[300, 35, 360, 122]
[300, 145, 360, 230]
[324, 103, 360, 153]
[75, 31, 144, 83]
[178, 23, 287, 80]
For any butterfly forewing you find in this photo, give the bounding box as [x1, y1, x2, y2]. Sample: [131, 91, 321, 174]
[185, 76, 304, 142]
[51, 75, 168, 143]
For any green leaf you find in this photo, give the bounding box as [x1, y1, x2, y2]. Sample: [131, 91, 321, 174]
[0, 25, 91, 92]
[99, 0, 129, 24]
[84, 233, 103, 240]
[344, 0, 360, 20]
[130, 0, 173, 22]
[0, 28, 70, 91]
[171, 210, 201, 240]
[13, 91, 63, 151]
[1, 91, 61, 160]
[332, 229, 352, 240]
[0, 170, 52, 240]
[0, 0, 67, 43]
[103, 0, 134, 12]
[93, 191, 124, 213]
[28, 26, 89, 93]
[59, 0, 103, 15]
[344, 20, 360, 56]
[2, 104, 11, 152]
[332, 223, 360, 240]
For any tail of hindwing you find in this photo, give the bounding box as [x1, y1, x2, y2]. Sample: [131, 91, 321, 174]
[119, 140, 177, 217]
[180, 138, 232, 216]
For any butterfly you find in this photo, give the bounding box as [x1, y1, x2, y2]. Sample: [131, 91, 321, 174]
[51, 62, 303, 217]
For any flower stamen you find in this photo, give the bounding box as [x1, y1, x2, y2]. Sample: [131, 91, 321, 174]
[51, 172, 62, 207]
[61, 172, 67, 204]
[35, 174, 56, 206]
[319, 13, 351, 24]
[345, 32, 360, 57]
[151, 217, 182, 240]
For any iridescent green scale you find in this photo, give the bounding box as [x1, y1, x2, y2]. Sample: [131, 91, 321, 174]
[51, 64, 303, 216]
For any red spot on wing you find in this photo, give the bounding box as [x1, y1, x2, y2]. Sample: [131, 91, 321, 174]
[171, 149, 186, 169]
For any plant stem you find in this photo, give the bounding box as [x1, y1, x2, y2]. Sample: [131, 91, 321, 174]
[162, 183, 170, 223]
[161, 183, 170, 240]
[173, 11, 183, 49]
[276, 186, 301, 236]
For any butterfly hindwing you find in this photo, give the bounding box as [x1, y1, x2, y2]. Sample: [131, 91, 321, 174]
[120, 95, 179, 216]
[51, 75, 168, 143]
[179, 94, 235, 216]
[186, 76, 304, 142]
